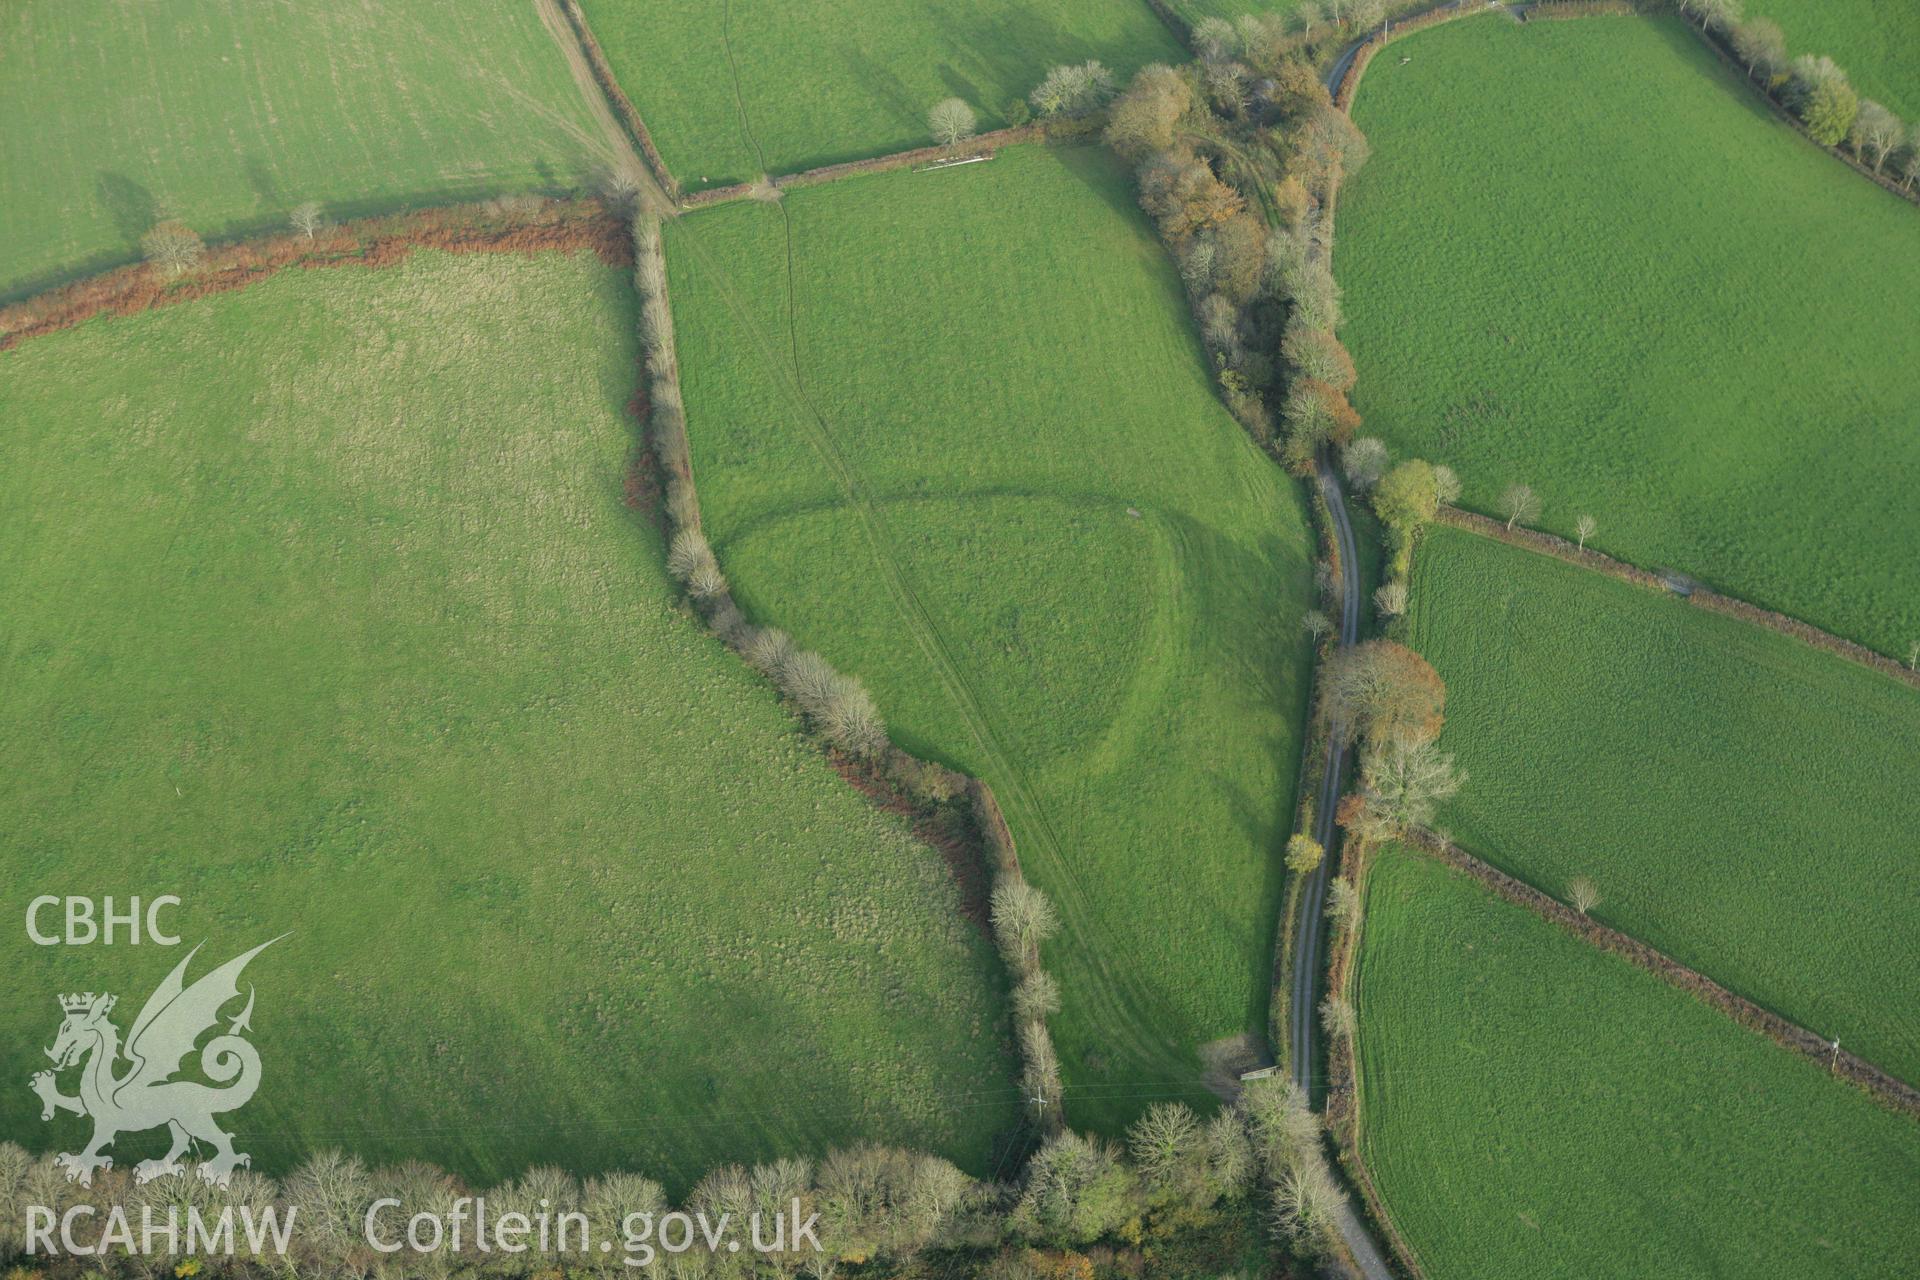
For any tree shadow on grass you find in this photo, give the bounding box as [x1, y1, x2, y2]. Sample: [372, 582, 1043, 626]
[94, 171, 158, 250]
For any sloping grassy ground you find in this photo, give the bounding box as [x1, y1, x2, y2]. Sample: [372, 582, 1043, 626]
[663, 145, 1317, 1130]
[1355, 846, 1920, 1280]
[575, 0, 1183, 185]
[1407, 527, 1920, 1083]
[0, 0, 604, 297]
[1748, 0, 1919, 119]
[0, 250, 1017, 1191]
[1339, 14, 1920, 657]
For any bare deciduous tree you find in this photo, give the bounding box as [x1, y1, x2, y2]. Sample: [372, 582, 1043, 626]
[927, 97, 977, 147]
[1351, 734, 1463, 840]
[140, 220, 205, 276]
[289, 201, 326, 240]
[1569, 876, 1601, 917]
[1324, 876, 1362, 936]
[819, 675, 887, 757]
[1013, 970, 1062, 1022]
[1349, 0, 1387, 32]
[741, 626, 794, 675]
[1205, 1109, 1255, 1197]
[1501, 482, 1540, 531]
[1432, 463, 1462, 505]
[1128, 1102, 1202, 1186]
[1850, 100, 1903, 171]
[1191, 16, 1239, 63]
[666, 528, 712, 581]
[776, 649, 840, 711]
[1319, 993, 1356, 1043]
[1575, 514, 1598, 550]
[1730, 17, 1786, 78]
[687, 560, 728, 599]
[1373, 580, 1408, 617]
[1678, 0, 1742, 32]
[1302, 608, 1333, 643]
[991, 878, 1060, 960]
[1270, 1155, 1341, 1252]
[1342, 436, 1389, 490]
[1029, 61, 1116, 117]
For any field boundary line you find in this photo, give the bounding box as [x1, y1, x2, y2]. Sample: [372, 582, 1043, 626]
[679, 125, 1053, 210]
[1434, 506, 1920, 689]
[549, 0, 682, 202]
[1138, 0, 1192, 41]
[1675, 12, 1920, 209]
[0, 200, 628, 353]
[1399, 826, 1920, 1117]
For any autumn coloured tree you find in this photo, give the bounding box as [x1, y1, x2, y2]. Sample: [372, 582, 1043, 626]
[1322, 639, 1447, 746]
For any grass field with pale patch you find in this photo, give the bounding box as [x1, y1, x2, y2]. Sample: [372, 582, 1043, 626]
[1407, 526, 1920, 1084]
[574, 0, 1184, 186]
[0, 250, 1018, 1190]
[1339, 14, 1920, 657]
[663, 144, 1318, 1130]
[0, 0, 606, 297]
[1355, 845, 1920, 1280]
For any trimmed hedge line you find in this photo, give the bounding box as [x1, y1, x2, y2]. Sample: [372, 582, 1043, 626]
[1436, 506, 1920, 688]
[1401, 826, 1920, 1117]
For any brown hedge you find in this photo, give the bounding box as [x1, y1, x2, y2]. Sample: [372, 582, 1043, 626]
[1, 199, 628, 352]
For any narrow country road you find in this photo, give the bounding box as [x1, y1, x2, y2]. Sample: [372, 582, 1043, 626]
[1289, 460, 1394, 1280]
[1289, 460, 1362, 1099]
[1272, 28, 1428, 1280]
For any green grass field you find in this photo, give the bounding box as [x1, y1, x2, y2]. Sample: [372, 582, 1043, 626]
[1339, 14, 1920, 657]
[662, 144, 1317, 1128]
[1406, 527, 1920, 1082]
[1355, 846, 1920, 1280]
[0, 250, 1017, 1190]
[575, 0, 1184, 186]
[0, 0, 606, 297]
[1748, 0, 1919, 119]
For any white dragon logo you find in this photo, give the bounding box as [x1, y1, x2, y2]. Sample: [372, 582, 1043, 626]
[29, 938, 283, 1188]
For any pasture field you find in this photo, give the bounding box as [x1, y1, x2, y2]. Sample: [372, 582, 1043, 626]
[1354, 846, 1920, 1280]
[1748, 0, 1919, 119]
[1338, 14, 1920, 657]
[574, 0, 1182, 185]
[0, 0, 605, 297]
[662, 144, 1318, 1128]
[0, 250, 1018, 1189]
[1406, 527, 1920, 1083]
